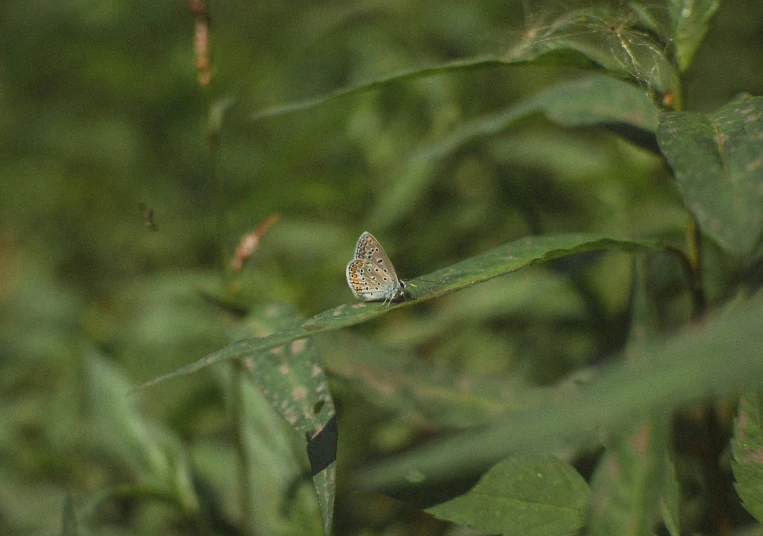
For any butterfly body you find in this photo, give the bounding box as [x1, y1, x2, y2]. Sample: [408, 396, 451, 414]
[346, 232, 408, 305]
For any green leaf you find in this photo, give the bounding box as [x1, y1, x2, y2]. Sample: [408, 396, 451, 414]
[353, 292, 763, 491]
[85, 351, 199, 514]
[136, 233, 666, 391]
[228, 304, 336, 444]
[427, 455, 589, 536]
[657, 94, 763, 255]
[248, 56, 521, 123]
[669, 0, 720, 72]
[311, 464, 336, 536]
[529, 75, 660, 132]
[588, 419, 671, 536]
[228, 361, 322, 536]
[732, 391, 763, 523]
[506, 6, 679, 95]
[247, 15, 668, 128]
[371, 74, 660, 227]
[228, 303, 336, 536]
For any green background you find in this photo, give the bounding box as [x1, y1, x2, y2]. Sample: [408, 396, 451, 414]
[1, 1, 762, 535]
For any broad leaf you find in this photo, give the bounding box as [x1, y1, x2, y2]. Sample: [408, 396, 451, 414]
[657, 94, 763, 256]
[427, 455, 589, 536]
[506, 6, 679, 96]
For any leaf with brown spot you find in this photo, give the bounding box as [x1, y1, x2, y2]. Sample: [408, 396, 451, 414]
[231, 303, 336, 536]
[657, 94, 763, 255]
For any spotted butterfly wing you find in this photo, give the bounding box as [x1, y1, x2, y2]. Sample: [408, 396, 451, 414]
[346, 232, 406, 304]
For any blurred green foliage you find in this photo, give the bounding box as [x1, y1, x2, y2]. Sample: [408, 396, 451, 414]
[1, 0, 762, 535]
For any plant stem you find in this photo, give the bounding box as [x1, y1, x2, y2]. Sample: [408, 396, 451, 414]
[206, 101, 230, 287]
[685, 215, 706, 320]
[683, 216, 729, 535]
[232, 361, 256, 536]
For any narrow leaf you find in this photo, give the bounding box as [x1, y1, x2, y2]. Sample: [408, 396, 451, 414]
[601, 256, 680, 536]
[136, 234, 666, 391]
[372, 74, 660, 227]
[248, 8, 672, 127]
[657, 94, 763, 255]
[353, 292, 763, 491]
[427, 455, 589, 536]
[318, 331, 546, 428]
[86, 352, 199, 514]
[249, 57, 518, 123]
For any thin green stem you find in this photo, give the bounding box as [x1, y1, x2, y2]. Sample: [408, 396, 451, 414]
[206, 101, 229, 286]
[663, 217, 706, 322]
[685, 215, 706, 320]
[232, 361, 256, 536]
[678, 216, 728, 535]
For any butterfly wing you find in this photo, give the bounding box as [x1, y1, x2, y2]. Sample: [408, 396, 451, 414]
[347, 232, 405, 303]
[346, 259, 392, 301]
[354, 232, 400, 282]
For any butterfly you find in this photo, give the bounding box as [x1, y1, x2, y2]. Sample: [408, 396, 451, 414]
[346, 232, 409, 305]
